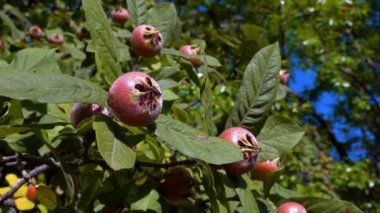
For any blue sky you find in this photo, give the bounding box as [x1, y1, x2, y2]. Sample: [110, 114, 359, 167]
[289, 55, 368, 161]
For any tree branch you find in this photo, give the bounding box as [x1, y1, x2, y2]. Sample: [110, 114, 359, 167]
[136, 159, 197, 169]
[0, 164, 50, 203]
[289, 92, 350, 162]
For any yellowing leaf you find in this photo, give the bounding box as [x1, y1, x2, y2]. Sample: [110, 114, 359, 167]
[5, 173, 19, 186]
[135, 175, 148, 186]
[15, 197, 35, 210]
[37, 204, 48, 213]
[37, 185, 58, 210]
[0, 187, 11, 195]
[14, 185, 27, 198]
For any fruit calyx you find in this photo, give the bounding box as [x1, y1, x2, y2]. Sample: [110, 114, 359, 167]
[141, 27, 162, 49]
[134, 76, 162, 111]
[236, 131, 261, 161]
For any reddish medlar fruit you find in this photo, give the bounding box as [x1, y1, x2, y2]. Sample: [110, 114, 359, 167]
[48, 33, 64, 45]
[75, 27, 90, 40]
[219, 127, 260, 175]
[28, 25, 43, 39]
[159, 167, 193, 204]
[180, 45, 203, 68]
[131, 25, 164, 57]
[108, 71, 163, 126]
[276, 202, 307, 213]
[279, 69, 289, 85]
[70, 103, 105, 127]
[26, 184, 37, 201]
[251, 158, 280, 181]
[0, 39, 4, 49]
[111, 7, 129, 23]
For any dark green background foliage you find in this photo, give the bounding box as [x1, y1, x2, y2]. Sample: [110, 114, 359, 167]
[0, 0, 377, 212]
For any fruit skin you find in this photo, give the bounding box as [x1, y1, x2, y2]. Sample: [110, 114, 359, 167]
[48, 33, 64, 45]
[159, 167, 193, 204]
[28, 25, 43, 39]
[131, 25, 164, 57]
[219, 127, 260, 175]
[108, 71, 163, 126]
[276, 202, 307, 213]
[26, 185, 37, 201]
[75, 27, 90, 40]
[180, 45, 203, 68]
[279, 69, 289, 85]
[70, 103, 106, 127]
[251, 159, 280, 181]
[111, 7, 129, 23]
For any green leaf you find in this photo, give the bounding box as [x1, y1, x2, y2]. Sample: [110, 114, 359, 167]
[130, 190, 161, 213]
[154, 115, 242, 165]
[93, 118, 136, 170]
[0, 68, 108, 105]
[9, 48, 60, 73]
[257, 116, 305, 161]
[127, 0, 148, 28]
[37, 185, 58, 210]
[146, 3, 179, 40]
[182, 62, 201, 87]
[270, 183, 301, 199]
[0, 126, 30, 139]
[226, 43, 281, 135]
[232, 175, 259, 213]
[200, 69, 217, 135]
[283, 197, 363, 213]
[263, 169, 283, 197]
[77, 173, 102, 208]
[198, 162, 220, 213]
[0, 11, 22, 39]
[82, 0, 122, 85]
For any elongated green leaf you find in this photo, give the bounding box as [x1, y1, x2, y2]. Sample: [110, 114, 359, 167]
[127, 0, 147, 28]
[270, 183, 301, 199]
[93, 118, 136, 170]
[0, 126, 30, 138]
[257, 116, 305, 161]
[83, 0, 122, 85]
[200, 70, 217, 135]
[154, 115, 242, 165]
[0, 11, 22, 38]
[0, 68, 108, 105]
[232, 175, 259, 213]
[146, 3, 178, 40]
[263, 169, 283, 197]
[283, 197, 363, 213]
[198, 162, 220, 212]
[226, 43, 281, 134]
[3, 4, 30, 25]
[130, 190, 161, 213]
[9, 48, 60, 73]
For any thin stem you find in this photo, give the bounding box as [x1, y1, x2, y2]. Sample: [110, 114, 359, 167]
[0, 164, 50, 203]
[136, 159, 197, 169]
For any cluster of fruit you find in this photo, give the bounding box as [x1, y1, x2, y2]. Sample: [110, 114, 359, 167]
[69, 7, 302, 212]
